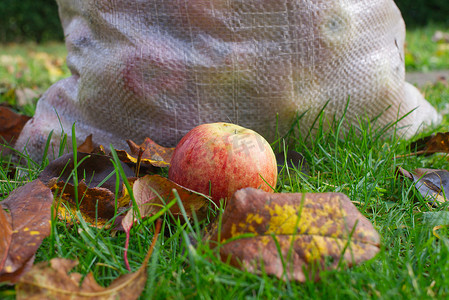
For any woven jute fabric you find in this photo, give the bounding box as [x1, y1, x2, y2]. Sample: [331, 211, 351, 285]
[15, 0, 440, 161]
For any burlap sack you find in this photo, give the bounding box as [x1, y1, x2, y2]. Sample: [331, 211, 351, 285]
[15, 0, 440, 161]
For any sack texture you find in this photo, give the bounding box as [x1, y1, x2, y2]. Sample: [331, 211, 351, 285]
[15, 0, 440, 161]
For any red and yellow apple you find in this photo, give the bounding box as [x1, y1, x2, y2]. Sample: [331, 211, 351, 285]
[168, 122, 277, 206]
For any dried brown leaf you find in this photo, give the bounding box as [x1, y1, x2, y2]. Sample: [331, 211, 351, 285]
[38, 152, 134, 228]
[39, 152, 134, 194]
[122, 174, 210, 270]
[123, 174, 210, 227]
[116, 138, 175, 168]
[77, 134, 94, 153]
[409, 132, 449, 156]
[0, 106, 31, 147]
[15, 220, 162, 300]
[50, 180, 130, 228]
[207, 188, 380, 282]
[397, 167, 449, 205]
[0, 180, 53, 283]
[0, 206, 12, 270]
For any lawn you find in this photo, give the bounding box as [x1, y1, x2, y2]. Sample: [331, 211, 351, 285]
[405, 23, 449, 72]
[1, 25, 449, 299]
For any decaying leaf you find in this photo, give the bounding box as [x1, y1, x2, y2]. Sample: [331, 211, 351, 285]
[397, 167, 449, 205]
[207, 188, 380, 282]
[122, 174, 210, 270]
[39, 152, 134, 228]
[116, 138, 175, 168]
[408, 132, 449, 156]
[123, 175, 210, 226]
[50, 180, 131, 228]
[77, 134, 94, 153]
[39, 152, 134, 194]
[0, 206, 12, 270]
[0, 180, 53, 283]
[15, 219, 162, 300]
[0, 105, 31, 147]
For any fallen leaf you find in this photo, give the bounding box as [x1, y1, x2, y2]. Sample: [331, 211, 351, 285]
[15, 219, 162, 300]
[125, 174, 210, 223]
[0, 180, 53, 283]
[408, 132, 449, 156]
[77, 134, 94, 153]
[0, 106, 31, 147]
[39, 152, 134, 193]
[122, 174, 210, 270]
[116, 138, 175, 168]
[50, 180, 131, 228]
[0, 206, 12, 270]
[39, 152, 134, 228]
[207, 188, 380, 282]
[397, 167, 449, 205]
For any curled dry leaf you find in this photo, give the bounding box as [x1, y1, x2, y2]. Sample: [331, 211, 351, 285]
[122, 175, 210, 231]
[116, 138, 175, 168]
[0, 105, 31, 149]
[207, 188, 380, 282]
[0, 205, 12, 270]
[0, 180, 53, 283]
[76, 135, 106, 155]
[397, 167, 449, 205]
[122, 174, 210, 270]
[15, 220, 162, 300]
[39, 152, 134, 228]
[408, 132, 449, 156]
[39, 152, 134, 193]
[77, 134, 94, 153]
[49, 180, 131, 228]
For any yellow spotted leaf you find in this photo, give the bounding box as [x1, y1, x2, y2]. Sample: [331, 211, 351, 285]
[50, 180, 131, 228]
[0, 180, 53, 283]
[207, 188, 380, 282]
[0, 205, 12, 270]
[116, 138, 174, 168]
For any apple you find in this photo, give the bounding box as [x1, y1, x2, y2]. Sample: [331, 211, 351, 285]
[168, 122, 277, 206]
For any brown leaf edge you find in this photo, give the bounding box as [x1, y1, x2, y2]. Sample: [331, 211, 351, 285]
[77, 134, 94, 153]
[0, 105, 31, 147]
[396, 167, 449, 205]
[0, 179, 53, 283]
[121, 175, 210, 271]
[116, 138, 175, 168]
[15, 219, 161, 300]
[398, 132, 449, 158]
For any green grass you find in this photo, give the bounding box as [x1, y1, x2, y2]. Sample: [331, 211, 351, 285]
[1, 29, 449, 299]
[4, 104, 449, 299]
[406, 23, 449, 71]
[0, 42, 70, 115]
